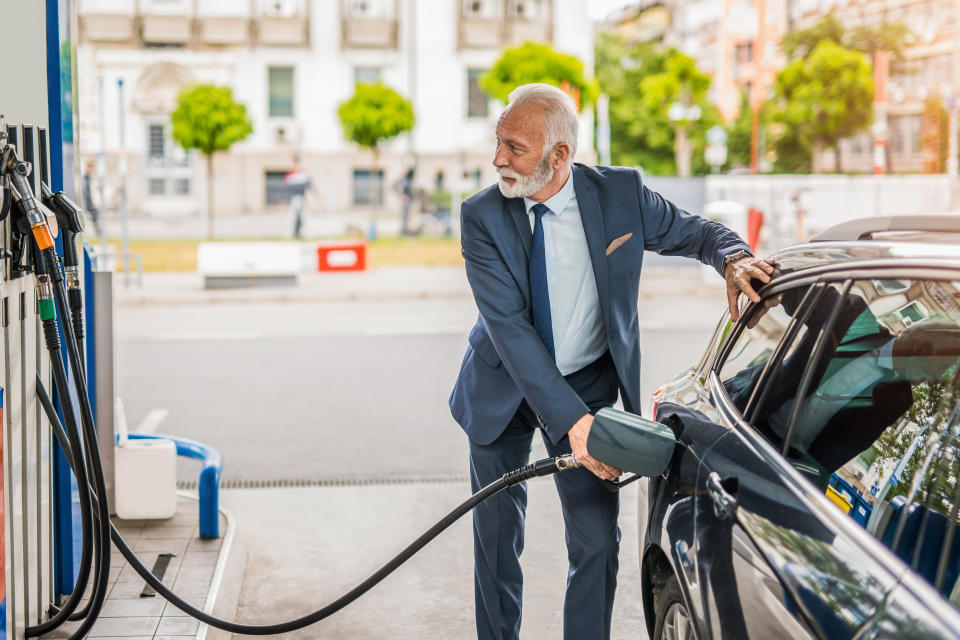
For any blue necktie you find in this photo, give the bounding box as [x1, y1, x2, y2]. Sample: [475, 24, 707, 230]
[529, 203, 554, 359]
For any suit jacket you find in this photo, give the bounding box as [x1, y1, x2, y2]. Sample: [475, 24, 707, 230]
[449, 164, 750, 446]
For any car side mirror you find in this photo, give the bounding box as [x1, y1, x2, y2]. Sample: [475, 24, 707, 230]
[587, 408, 676, 477]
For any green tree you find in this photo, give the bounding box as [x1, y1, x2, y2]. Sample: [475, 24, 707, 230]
[781, 13, 847, 61]
[784, 13, 911, 70]
[337, 82, 415, 235]
[337, 82, 415, 155]
[638, 49, 719, 176]
[171, 84, 252, 239]
[727, 92, 752, 169]
[771, 40, 874, 173]
[482, 41, 596, 107]
[776, 14, 911, 173]
[594, 33, 720, 175]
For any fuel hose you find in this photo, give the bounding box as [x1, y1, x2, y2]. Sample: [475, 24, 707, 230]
[34, 377, 578, 634]
[14, 177, 585, 635]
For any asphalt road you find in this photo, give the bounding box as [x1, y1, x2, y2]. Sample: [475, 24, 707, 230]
[116, 296, 721, 484]
[115, 289, 721, 639]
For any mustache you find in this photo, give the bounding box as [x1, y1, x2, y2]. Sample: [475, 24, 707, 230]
[497, 168, 522, 179]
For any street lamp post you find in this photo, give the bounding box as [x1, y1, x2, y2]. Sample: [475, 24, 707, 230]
[669, 101, 701, 177]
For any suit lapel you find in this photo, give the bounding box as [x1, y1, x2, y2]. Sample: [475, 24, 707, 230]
[502, 196, 532, 302]
[507, 197, 531, 259]
[573, 168, 611, 334]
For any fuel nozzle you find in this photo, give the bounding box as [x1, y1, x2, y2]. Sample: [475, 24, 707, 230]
[1, 144, 60, 279]
[41, 182, 85, 234]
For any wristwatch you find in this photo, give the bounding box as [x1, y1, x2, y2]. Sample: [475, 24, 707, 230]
[722, 250, 752, 272]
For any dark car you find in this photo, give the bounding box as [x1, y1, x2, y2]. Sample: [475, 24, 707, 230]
[634, 216, 960, 639]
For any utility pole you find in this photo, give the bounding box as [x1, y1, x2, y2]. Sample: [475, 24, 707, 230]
[949, 0, 960, 207]
[750, 0, 768, 175]
[872, 50, 889, 176]
[117, 78, 130, 288]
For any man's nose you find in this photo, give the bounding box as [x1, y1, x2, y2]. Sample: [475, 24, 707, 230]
[493, 146, 509, 168]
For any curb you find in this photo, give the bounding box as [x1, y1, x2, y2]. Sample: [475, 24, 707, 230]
[183, 492, 247, 640]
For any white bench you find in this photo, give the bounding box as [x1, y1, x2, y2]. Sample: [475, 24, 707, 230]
[197, 242, 301, 289]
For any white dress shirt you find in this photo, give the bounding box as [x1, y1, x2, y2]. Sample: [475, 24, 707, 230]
[523, 169, 607, 375]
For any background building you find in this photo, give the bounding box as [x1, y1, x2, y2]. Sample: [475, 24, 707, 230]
[77, 0, 595, 218]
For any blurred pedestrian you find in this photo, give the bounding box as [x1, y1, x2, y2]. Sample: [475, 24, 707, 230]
[395, 166, 415, 235]
[82, 159, 102, 239]
[284, 157, 312, 239]
[426, 170, 453, 236]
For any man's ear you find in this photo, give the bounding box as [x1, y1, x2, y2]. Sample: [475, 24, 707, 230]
[553, 142, 571, 168]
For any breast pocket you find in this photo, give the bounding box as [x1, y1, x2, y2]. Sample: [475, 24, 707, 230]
[468, 324, 502, 368]
[606, 233, 643, 273]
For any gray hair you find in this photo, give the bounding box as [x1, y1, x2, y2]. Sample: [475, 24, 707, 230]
[505, 83, 579, 161]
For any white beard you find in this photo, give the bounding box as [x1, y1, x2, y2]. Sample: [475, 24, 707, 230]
[497, 154, 555, 198]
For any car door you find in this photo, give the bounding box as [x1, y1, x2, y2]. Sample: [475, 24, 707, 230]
[697, 278, 912, 638]
[654, 280, 822, 638]
[697, 272, 960, 639]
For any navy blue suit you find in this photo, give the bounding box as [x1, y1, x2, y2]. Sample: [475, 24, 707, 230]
[450, 164, 749, 639]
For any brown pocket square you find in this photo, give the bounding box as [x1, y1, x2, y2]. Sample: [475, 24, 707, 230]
[605, 233, 633, 256]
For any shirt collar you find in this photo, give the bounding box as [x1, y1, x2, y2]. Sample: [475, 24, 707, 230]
[524, 167, 575, 217]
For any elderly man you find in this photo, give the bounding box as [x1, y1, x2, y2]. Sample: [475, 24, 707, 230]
[449, 83, 773, 639]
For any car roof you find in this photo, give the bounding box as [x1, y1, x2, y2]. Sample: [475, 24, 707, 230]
[768, 215, 960, 274]
[809, 215, 960, 242]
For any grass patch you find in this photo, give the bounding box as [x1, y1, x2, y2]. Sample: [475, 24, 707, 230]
[106, 236, 464, 271]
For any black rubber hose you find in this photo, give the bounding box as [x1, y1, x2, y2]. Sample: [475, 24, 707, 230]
[24, 269, 96, 636]
[34, 234, 577, 635]
[110, 456, 563, 634]
[36, 364, 565, 637]
[40, 247, 112, 639]
[62, 230, 85, 353]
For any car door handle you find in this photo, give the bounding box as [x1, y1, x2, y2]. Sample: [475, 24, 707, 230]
[707, 471, 738, 520]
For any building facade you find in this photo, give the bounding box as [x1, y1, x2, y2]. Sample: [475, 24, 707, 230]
[791, 0, 959, 174]
[77, 0, 594, 218]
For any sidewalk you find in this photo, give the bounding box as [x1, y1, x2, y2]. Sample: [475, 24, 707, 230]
[99, 210, 416, 241]
[114, 263, 720, 307]
[48, 494, 244, 640]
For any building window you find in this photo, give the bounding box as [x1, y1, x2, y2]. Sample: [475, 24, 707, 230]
[889, 116, 906, 155]
[353, 169, 384, 205]
[463, 0, 499, 18]
[508, 0, 546, 20]
[908, 114, 923, 154]
[265, 170, 290, 206]
[346, 0, 392, 18]
[269, 66, 294, 118]
[354, 66, 382, 85]
[148, 124, 166, 164]
[144, 121, 191, 197]
[467, 68, 489, 118]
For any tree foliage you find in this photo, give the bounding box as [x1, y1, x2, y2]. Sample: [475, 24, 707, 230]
[773, 14, 910, 172]
[771, 40, 874, 172]
[726, 93, 752, 170]
[482, 41, 596, 107]
[337, 83, 415, 152]
[783, 12, 911, 70]
[171, 84, 252, 156]
[170, 84, 252, 239]
[594, 33, 720, 174]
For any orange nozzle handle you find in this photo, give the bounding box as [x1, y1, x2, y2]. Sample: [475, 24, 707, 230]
[31, 223, 54, 251]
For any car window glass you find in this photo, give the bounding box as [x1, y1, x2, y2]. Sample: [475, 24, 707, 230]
[717, 285, 812, 414]
[773, 278, 960, 611]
